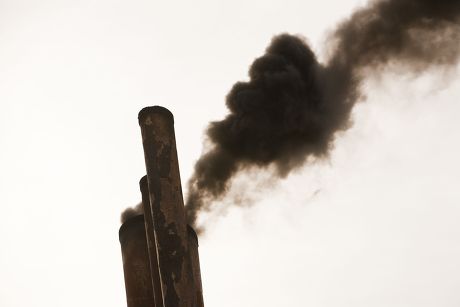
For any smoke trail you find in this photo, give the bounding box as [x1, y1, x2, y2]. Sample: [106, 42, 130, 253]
[186, 0, 460, 228]
[120, 202, 143, 224]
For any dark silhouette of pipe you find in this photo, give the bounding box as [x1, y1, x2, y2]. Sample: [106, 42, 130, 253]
[187, 226, 204, 307]
[119, 215, 156, 307]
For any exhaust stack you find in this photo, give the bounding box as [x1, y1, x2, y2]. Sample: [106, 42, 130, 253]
[125, 106, 201, 307]
[187, 226, 204, 307]
[119, 215, 156, 307]
[120, 106, 204, 307]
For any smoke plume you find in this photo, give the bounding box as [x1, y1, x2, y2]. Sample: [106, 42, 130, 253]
[186, 0, 460, 228]
[120, 202, 143, 224]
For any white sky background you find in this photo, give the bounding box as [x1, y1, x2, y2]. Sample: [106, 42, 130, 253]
[1, 0, 460, 306]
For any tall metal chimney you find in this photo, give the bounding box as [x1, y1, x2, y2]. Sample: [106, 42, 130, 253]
[187, 226, 204, 307]
[138, 106, 196, 307]
[119, 215, 156, 307]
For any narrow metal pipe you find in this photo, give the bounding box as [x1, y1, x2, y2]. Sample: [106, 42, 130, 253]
[119, 215, 155, 307]
[140, 175, 164, 307]
[138, 106, 194, 307]
[187, 226, 205, 307]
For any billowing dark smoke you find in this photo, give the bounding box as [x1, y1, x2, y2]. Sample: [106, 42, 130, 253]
[120, 202, 143, 224]
[186, 0, 460, 228]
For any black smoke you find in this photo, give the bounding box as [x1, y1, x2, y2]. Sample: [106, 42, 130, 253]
[120, 202, 143, 224]
[186, 0, 460, 229]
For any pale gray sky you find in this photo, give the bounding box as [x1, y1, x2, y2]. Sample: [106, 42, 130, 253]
[1, 1, 459, 307]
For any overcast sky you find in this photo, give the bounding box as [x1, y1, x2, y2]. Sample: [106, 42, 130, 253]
[1, 0, 460, 306]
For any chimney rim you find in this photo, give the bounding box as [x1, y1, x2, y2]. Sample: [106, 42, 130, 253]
[139, 175, 148, 186]
[138, 106, 174, 124]
[187, 224, 199, 245]
[119, 214, 145, 242]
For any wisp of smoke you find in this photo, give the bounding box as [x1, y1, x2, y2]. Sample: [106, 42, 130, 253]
[185, 0, 460, 230]
[120, 202, 143, 224]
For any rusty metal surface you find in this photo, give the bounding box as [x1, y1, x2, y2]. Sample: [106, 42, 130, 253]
[119, 215, 156, 307]
[187, 226, 205, 307]
[138, 106, 194, 307]
[140, 175, 164, 307]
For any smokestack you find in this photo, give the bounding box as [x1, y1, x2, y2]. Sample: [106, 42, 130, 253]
[139, 176, 163, 307]
[138, 106, 195, 307]
[187, 226, 204, 307]
[119, 215, 156, 307]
